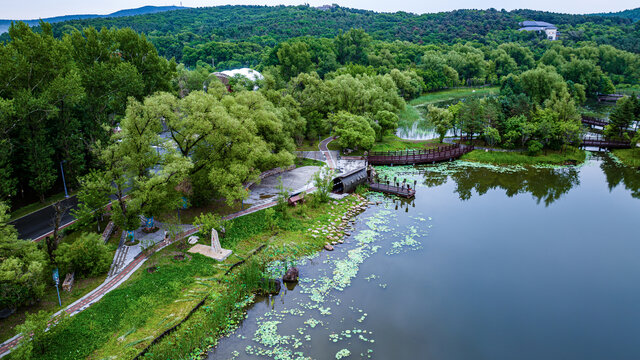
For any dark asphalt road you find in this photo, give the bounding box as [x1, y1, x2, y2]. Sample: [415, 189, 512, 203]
[9, 196, 79, 240]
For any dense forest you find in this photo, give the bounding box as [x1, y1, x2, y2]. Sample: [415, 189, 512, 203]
[0, 5, 639, 209]
[2, 5, 639, 62]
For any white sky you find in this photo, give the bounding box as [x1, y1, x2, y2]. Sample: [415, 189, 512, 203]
[2, 0, 637, 19]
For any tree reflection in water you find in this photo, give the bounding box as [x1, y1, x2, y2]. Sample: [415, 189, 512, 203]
[600, 154, 640, 199]
[421, 163, 580, 206]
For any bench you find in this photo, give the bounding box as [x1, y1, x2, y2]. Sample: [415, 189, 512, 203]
[288, 193, 306, 206]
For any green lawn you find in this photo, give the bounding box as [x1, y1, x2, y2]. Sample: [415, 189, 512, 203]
[461, 148, 587, 166]
[409, 86, 499, 107]
[612, 148, 640, 167]
[330, 135, 443, 156]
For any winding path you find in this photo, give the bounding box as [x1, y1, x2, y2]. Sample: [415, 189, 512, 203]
[319, 136, 337, 170]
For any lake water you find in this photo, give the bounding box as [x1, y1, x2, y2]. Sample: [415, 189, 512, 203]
[208, 154, 640, 360]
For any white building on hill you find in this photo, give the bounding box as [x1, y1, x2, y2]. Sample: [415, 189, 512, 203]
[519, 21, 557, 40]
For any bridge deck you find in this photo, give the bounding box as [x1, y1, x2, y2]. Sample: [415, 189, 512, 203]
[581, 116, 608, 127]
[581, 139, 631, 149]
[367, 144, 474, 165]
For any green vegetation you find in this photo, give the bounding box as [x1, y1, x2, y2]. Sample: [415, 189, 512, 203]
[17, 6, 640, 59]
[2, 4, 640, 357]
[295, 157, 325, 167]
[370, 136, 441, 152]
[461, 148, 587, 165]
[55, 233, 112, 277]
[409, 87, 499, 107]
[611, 148, 640, 167]
[10, 194, 363, 359]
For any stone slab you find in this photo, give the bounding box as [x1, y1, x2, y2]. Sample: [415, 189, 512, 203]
[188, 244, 233, 261]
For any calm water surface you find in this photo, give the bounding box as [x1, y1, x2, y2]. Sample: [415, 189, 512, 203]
[209, 154, 640, 360]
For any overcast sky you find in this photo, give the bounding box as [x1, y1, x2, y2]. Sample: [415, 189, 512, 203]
[3, 0, 637, 19]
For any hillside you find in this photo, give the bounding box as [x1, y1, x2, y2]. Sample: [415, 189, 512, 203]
[1, 5, 639, 63]
[0, 5, 188, 33]
[593, 7, 640, 21]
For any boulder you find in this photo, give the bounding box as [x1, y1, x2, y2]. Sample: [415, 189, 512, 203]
[324, 244, 334, 251]
[283, 267, 299, 283]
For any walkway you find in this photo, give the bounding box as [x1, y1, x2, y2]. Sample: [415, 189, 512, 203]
[319, 136, 337, 169]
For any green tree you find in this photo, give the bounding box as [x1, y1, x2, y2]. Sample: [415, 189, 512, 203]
[335, 29, 371, 65]
[607, 96, 636, 139]
[331, 111, 376, 150]
[71, 170, 111, 232]
[389, 69, 424, 100]
[374, 110, 400, 136]
[0, 202, 47, 310]
[427, 105, 453, 143]
[277, 41, 313, 81]
[55, 232, 111, 277]
[13, 310, 53, 358]
[517, 66, 568, 105]
[459, 98, 486, 141]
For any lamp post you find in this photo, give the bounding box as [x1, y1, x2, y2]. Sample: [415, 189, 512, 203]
[60, 160, 69, 198]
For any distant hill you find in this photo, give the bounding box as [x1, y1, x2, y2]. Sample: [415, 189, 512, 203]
[0, 5, 188, 33]
[592, 7, 640, 21]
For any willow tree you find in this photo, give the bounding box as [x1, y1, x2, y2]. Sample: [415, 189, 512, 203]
[145, 89, 296, 205]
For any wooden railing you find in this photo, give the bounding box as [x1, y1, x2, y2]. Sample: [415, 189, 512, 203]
[367, 144, 474, 165]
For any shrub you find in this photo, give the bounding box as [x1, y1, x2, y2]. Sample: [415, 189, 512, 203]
[527, 140, 543, 155]
[193, 212, 231, 238]
[312, 166, 335, 205]
[55, 233, 111, 278]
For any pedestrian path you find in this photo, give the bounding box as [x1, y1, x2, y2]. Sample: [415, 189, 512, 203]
[319, 136, 337, 170]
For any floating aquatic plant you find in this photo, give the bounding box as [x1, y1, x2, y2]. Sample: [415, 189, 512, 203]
[335, 349, 351, 359]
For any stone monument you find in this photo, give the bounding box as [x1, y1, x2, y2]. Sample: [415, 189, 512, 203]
[188, 228, 232, 261]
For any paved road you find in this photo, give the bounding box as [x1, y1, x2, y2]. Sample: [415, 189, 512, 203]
[319, 136, 337, 169]
[9, 196, 79, 240]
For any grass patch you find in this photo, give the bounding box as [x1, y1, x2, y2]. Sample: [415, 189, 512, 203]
[409, 86, 499, 107]
[9, 192, 76, 221]
[329, 135, 443, 156]
[461, 148, 587, 166]
[397, 103, 422, 127]
[612, 148, 640, 167]
[371, 135, 442, 153]
[20, 195, 364, 360]
[295, 157, 325, 167]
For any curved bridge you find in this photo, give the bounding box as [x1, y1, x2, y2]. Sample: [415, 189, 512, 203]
[367, 144, 474, 165]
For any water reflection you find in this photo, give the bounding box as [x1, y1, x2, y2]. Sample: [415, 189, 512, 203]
[422, 164, 580, 206]
[600, 154, 640, 198]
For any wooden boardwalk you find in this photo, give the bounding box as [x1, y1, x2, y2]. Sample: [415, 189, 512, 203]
[367, 144, 474, 165]
[581, 116, 608, 127]
[581, 138, 631, 149]
[369, 182, 415, 198]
